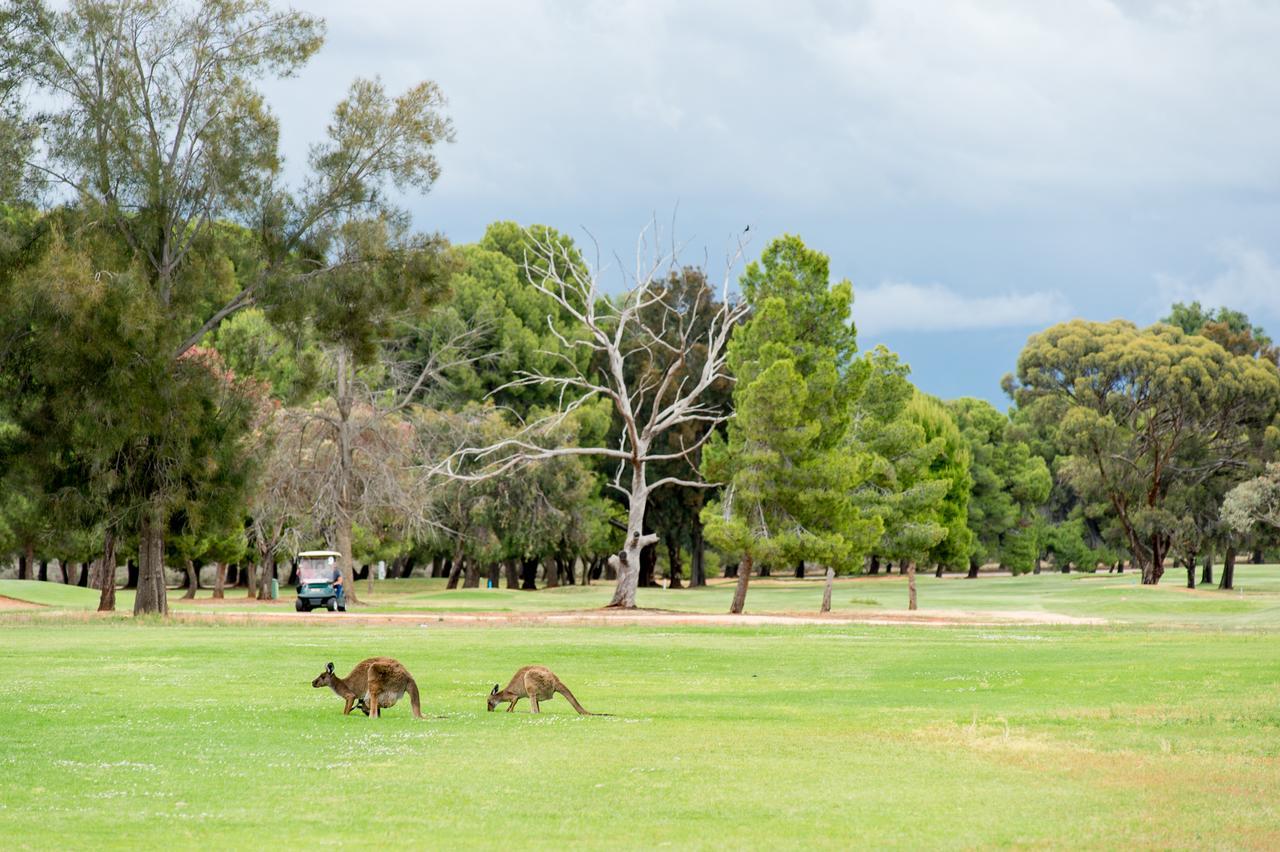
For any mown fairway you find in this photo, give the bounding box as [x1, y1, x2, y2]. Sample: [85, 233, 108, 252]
[1, 612, 1278, 849]
[6, 565, 1280, 627]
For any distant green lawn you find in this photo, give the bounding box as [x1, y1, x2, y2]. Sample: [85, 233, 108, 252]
[0, 618, 1277, 848]
[5, 564, 1280, 627]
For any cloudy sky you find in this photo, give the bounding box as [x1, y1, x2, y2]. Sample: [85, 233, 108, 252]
[264, 0, 1280, 404]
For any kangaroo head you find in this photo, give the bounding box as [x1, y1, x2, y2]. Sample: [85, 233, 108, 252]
[486, 683, 500, 711]
[312, 661, 336, 688]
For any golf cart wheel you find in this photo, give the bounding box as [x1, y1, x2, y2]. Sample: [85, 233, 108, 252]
[295, 599, 309, 612]
[326, 597, 337, 612]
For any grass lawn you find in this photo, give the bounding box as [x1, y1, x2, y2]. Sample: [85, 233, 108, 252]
[1, 615, 1278, 849]
[5, 564, 1280, 627]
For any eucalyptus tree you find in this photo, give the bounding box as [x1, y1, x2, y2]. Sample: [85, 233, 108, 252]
[701, 236, 881, 614]
[1009, 319, 1280, 584]
[1221, 462, 1280, 588]
[1163, 302, 1280, 365]
[440, 224, 750, 609]
[8, 0, 456, 611]
[1223, 463, 1280, 535]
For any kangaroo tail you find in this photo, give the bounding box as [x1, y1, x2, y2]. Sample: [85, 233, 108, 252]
[557, 684, 593, 715]
[407, 677, 424, 719]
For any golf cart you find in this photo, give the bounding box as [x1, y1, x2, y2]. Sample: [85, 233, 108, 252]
[295, 550, 346, 612]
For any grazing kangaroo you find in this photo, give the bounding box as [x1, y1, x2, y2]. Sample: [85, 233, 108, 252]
[487, 665, 601, 715]
[312, 658, 423, 719]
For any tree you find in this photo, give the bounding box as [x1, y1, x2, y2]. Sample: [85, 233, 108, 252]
[948, 398, 1050, 577]
[1163, 302, 1279, 365]
[701, 236, 880, 614]
[9, 0, 455, 612]
[1223, 463, 1280, 536]
[440, 224, 750, 609]
[1009, 319, 1280, 584]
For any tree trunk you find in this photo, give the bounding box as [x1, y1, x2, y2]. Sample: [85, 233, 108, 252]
[638, 537, 657, 588]
[729, 553, 752, 614]
[1140, 537, 1168, 585]
[57, 560, 69, 583]
[1033, 557, 1042, 575]
[1219, 546, 1236, 590]
[213, 562, 227, 599]
[486, 562, 499, 588]
[795, 560, 805, 579]
[95, 529, 117, 612]
[133, 509, 168, 615]
[244, 562, 257, 599]
[182, 559, 198, 599]
[1252, 548, 1265, 564]
[868, 555, 880, 576]
[447, 541, 465, 590]
[604, 554, 617, 580]
[607, 488, 655, 607]
[820, 565, 835, 613]
[934, 563, 944, 579]
[690, 524, 706, 587]
[286, 559, 299, 585]
[1116, 560, 1124, 573]
[723, 560, 738, 579]
[907, 561, 918, 611]
[19, 541, 34, 580]
[1185, 558, 1196, 589]
[400, 557, 416, 579]
[334, 519, 359, 605]
[966, 556, 979, 579]
[261, 560, 275, 600]
[546, 555, 561, 589]
[759, 563, 771, 577]
[38, 560, 47, 581]
[521, 557, 539, 590]
[463, 556, 480, 589]
[224, 562, 237, 586]
[667, 534, 684, 589]
[504, 559, 519, 589]
[77, 561, 90, 587]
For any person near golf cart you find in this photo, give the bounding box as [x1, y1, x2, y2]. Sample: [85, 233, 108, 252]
[294, 550, 346, 612]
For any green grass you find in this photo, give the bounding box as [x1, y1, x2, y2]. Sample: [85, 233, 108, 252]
[1, 617, 1278, 848]
[10, 565, 1280, 628]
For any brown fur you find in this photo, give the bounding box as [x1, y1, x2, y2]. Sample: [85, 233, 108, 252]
[487, 665, 600, 715]
[312, 657, 423, 719]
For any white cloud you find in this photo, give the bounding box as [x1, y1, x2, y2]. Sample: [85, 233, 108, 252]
[855, 281, 1072, 335]
[1155, 241, 1280, 317]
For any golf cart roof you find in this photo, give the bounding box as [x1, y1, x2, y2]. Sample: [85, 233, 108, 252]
[298, 550, 342, 559]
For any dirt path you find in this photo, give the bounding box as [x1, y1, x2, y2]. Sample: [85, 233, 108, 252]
[149, 607, 1102, 628]
[0, 595, 41, 610]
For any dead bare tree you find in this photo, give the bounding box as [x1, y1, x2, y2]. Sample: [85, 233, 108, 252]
[439, 224, 749, 608]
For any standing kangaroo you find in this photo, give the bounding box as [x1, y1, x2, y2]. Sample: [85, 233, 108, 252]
[487, 666, 600, 715]
[312, 658, 423, 719]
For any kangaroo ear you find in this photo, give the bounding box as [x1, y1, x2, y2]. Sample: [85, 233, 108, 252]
[326, 662, 334, 673]
[491, 684, 499, 694]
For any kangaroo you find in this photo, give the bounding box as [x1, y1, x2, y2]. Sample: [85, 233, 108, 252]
[487, 665, 601, 715]
[312, 658, 424, 719]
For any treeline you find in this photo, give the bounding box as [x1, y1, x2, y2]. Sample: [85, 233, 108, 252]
[1, 1, 1278, 614]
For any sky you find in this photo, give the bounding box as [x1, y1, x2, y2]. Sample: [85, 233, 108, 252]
[263, 0, 1280, 405]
